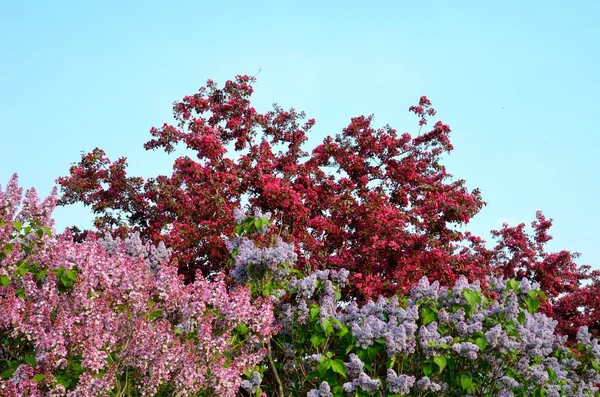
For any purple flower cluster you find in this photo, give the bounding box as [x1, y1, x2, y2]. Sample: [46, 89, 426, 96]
[99, 231, 172, 274]
[240, 371, 262, 393]
[307, 381, 333, 397]
[452, 341, 480, 360]
[386, 369, 415, 394]
[227, 236, 297, 283]
[339, 295, 419, 355]
[342, 372, 381, 394]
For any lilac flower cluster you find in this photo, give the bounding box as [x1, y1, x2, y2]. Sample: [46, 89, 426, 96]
[307, 381, 333, 397]
[338, 295, 419, 355]
[342, 372, 381, 394]
[277, 269, 349, 333]
[452, 341, 480, 360]
[99, 231, 172, 274]
[415, 376, 443, 392]
[226, 236, 297, 283]
[386, 369, 415, 394]
[240, 371, 262, 393]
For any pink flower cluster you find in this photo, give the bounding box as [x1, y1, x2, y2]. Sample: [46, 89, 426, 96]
[0, 175, 275, 396]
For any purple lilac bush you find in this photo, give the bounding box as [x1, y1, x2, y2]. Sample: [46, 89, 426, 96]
[229, 210, 600, 396]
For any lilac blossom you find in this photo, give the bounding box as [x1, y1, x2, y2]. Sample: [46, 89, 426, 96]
[386, 369, 415, 394]
[452, 341, 480, 360]
[307, 381, 333, 397]
[344, 354, 364, 378]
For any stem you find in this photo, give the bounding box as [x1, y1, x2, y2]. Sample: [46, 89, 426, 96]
[267, 340, 285, 397]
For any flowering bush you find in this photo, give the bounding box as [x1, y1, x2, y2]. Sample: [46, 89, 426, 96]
[6, 72, 600, 395]
[232, 212, 600, 396]
[0, 176, 275, 396]
[57, 75, 599, 338]
[2, 175, 599, 396]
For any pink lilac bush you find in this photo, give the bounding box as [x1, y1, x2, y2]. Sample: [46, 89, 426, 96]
[0, 175, 275, 396]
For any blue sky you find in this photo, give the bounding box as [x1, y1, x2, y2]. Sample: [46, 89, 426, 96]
[1, 1, 598, 268]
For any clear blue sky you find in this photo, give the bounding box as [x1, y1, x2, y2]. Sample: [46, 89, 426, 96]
[1, 1, 598, 269]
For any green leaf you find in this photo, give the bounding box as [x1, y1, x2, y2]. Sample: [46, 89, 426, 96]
[525, 296, 541, 314]
[307, 370, 320, 380]
[32, 374, 45, 382]
[3, 243, 14, 255]
[337, 325, 349, 337]
[42, 226, 53, 237]
[506, 279, 520, 292]
[534, 388, 547, 397]
[34, 269, 48, 280]
[321, 319, 334, 335]
[331, 359, 347, 377]
[55, 374, 70, 388]
[367, 345, 379, 362]
[423, 364, 433, 376]
[310, 305, 320, 321]
[236, 323, 249, 336]
[1, 367, 15, 379]
[13, 221, 22, 231]
[460, 374, 473, 390]
[61, 274, 71, 287]
[66, 269, 77, 281]
[311, 334, 323, 349]
[235, 225, 243, 235]
[433, 355, 447, 374]
[16, 264, 29, 276]
[317, 360, 331, 377]
[421, 307, 436, 325]
[24, 354, 36, 365]
[0, 275, 9, 287]
[518, 311, 526, 325]
[463, 289, 481, 306]
[386, 357, 396, 370]
[475, 337, 487, 352]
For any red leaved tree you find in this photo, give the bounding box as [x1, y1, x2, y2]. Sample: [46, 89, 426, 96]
[57, 75, 598, 337]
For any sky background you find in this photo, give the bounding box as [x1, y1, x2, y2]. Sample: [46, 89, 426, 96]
[1, 1, 598, 269]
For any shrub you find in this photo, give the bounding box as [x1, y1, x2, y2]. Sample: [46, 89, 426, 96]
[233, 211, 600, 396]
[0, 175, 275, 396]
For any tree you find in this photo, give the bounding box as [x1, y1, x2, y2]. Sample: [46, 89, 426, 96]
[57, 75, 598, 338]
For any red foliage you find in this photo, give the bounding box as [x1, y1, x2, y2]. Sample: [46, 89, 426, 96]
[57, 75, 598, 337]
